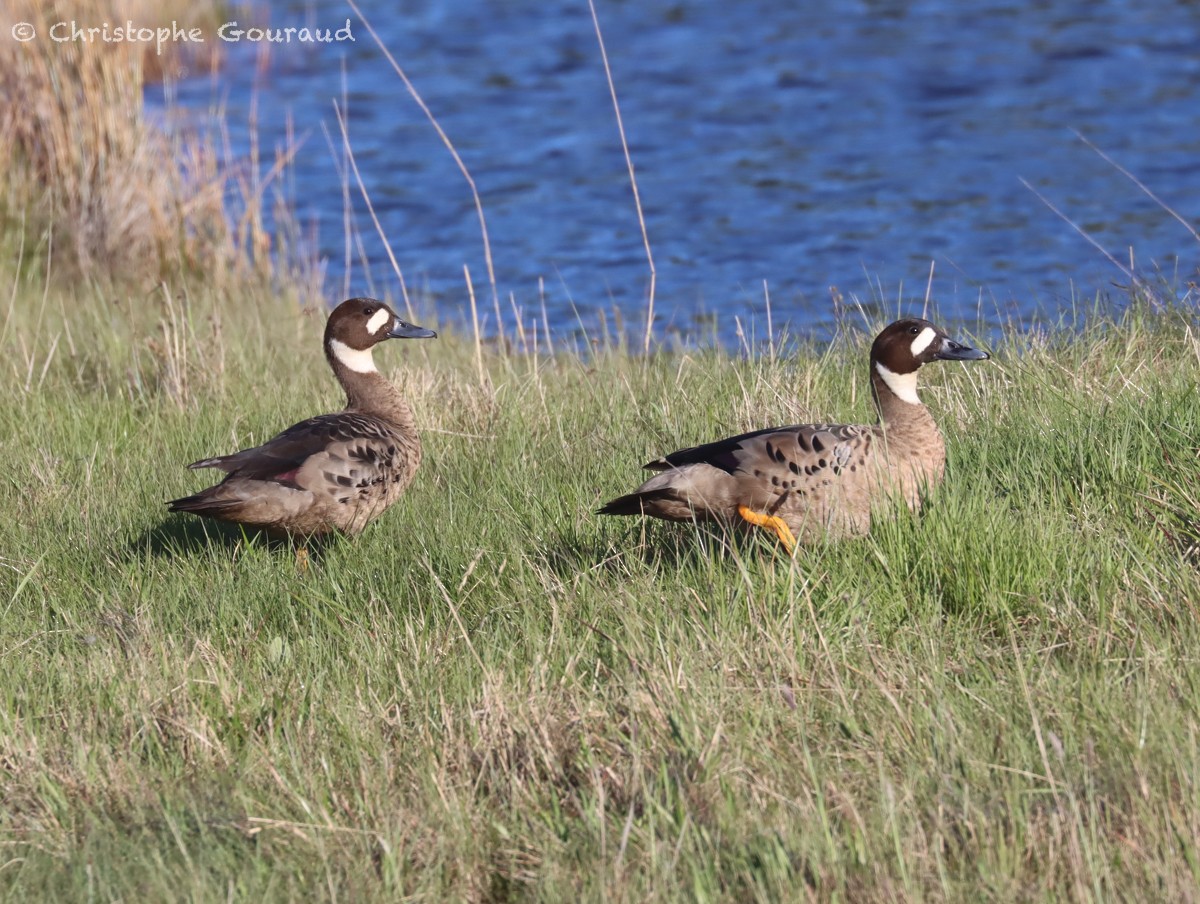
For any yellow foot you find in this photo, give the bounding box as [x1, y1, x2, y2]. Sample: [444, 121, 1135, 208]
[737, 505, 797, 555]
[296, 547, 310, 575]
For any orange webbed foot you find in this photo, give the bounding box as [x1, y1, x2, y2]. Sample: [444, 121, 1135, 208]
[737, 505, 797, 555]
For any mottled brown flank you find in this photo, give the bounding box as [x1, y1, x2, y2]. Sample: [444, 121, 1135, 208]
[599, 319, 986, 544]
[167, 298, 429, 537]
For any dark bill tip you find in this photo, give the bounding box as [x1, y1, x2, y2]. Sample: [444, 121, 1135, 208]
[388, 322, 438, 340]
[936, 338, 989, 361]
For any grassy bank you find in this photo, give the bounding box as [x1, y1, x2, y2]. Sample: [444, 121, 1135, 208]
[1, 273, 1198, 901]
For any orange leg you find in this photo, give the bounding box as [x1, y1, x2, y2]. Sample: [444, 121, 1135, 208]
[737, 505, 797, 554]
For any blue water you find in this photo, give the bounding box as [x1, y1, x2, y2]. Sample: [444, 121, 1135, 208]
[156, 0, 1200, 343]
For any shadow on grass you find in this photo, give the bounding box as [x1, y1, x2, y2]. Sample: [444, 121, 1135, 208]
[541, 518, 786, 580]
[129, 515, 340, 565]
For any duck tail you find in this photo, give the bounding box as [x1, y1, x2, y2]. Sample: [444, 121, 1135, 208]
[187, 453, 239, 472]
[597, 489, 675, 517]
[166, 490, 242, 517]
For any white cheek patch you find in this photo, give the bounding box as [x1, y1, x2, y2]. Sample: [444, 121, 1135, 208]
[909, 326, 937, 357]
[875, 362, 921, 405]
[366, 307, 392, 336]
[329, 338, 377, 374]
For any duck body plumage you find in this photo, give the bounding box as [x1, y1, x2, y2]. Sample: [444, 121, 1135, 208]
[168, 298, 436, 538]
[599, 319, 988, 549]
[169, 411, 422, 537]
[602, 414, 941, 543]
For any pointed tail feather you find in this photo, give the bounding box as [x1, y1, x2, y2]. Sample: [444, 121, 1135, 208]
[188, 454, 237, 471]
[597, 488, 679, 517]
[166, 491, 243, 517]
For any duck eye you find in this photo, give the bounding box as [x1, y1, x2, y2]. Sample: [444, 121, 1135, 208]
[909, 326, 920, 334]
[363, 306, 376, 317]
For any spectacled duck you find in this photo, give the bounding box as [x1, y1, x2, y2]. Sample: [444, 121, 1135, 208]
[598, 319, 988, 552]
[168, 297, 436, 538]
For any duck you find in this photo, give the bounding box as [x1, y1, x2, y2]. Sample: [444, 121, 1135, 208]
[168, 297, 437, 538]
[598, 318, 988, 552]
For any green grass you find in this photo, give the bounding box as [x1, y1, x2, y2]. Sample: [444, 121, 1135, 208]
[2, 274, 1199, 901]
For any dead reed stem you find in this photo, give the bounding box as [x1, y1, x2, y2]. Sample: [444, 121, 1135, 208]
[0, 0, 279, 284]
[347, 0, 498, 313]
[332, 100, 413, 318]
[588, 0, 657, 354]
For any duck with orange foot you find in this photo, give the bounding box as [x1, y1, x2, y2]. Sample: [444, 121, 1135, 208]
[598, 319, 989, 553]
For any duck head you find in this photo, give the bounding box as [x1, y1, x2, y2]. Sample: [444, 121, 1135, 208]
[870, 318, 988, 406]
[324, 297, 437, 374]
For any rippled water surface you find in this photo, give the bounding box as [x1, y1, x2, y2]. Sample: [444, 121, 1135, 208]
[160, 0, 1200, 342]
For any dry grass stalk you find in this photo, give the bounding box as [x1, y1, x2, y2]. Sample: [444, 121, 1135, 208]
[0, 0, 271, 284]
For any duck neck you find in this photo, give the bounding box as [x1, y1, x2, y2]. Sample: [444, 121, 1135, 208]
[325, 342, 416, 429]
[870, 362, 931, 429]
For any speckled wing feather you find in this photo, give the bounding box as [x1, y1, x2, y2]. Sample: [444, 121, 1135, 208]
[599, 421, 879, 523]
[295, 416, 413, 504]
[190, 413, 404, 487]
[645, 426, 784, 473]
[651, 422, 871, 483]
